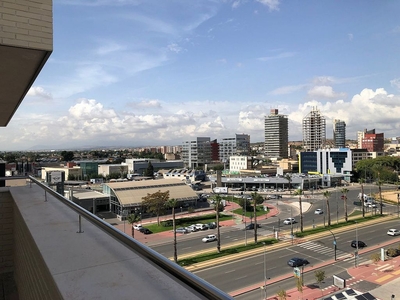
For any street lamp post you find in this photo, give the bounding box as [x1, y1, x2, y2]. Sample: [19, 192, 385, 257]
[244, 201, 247, 246]
[328, 229, 337, 261]
[336, 185, 339, 224]
[355, 221, 359, 267]
[263, 242, 267, 300]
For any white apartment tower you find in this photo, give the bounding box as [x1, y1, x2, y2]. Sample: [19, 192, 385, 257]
[333, 119, 346, 148]
[219, 134, 250, 163]
[182, 137, 212, 169]
[302, 107, 326, 151]
[264, 109, 289, 158]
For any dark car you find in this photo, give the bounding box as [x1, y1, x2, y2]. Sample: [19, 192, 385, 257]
[386, 248, 400, 257]
[140, 227, 152, 235]
[351, 240, 367, 248]
[245, 223, 261, 230]
[287, 258, 309, 267]
[207, 222, 217, 229]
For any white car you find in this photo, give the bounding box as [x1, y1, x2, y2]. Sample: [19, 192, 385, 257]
[314, 209, 323, 215]
[283, 218, 296, 225]
[133, 224, 143, 231]
[202, 234, 217, 243]
[367, 203, 377, 208]
[387, 229, 400, 236]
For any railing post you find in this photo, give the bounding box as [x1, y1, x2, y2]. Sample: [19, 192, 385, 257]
[45, 190, 48, 202]
[77, 215, 84, 233]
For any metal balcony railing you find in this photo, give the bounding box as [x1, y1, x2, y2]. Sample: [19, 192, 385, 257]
[26, 176, 233, 300]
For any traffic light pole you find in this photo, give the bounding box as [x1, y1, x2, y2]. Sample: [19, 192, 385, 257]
[328, 229, 337, 261]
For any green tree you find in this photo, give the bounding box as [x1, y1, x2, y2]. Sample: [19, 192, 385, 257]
[143, 161, 154, 177]
[277, 289, 287, 300]
[377, 178, 383, 215]
[167, 198, 178, 263]
[127, 213, 141, 238]
[251, 192, 263, 243]
[213, 194, 222, 253]
[370, 253, 380, 264]
[323, 191, 332, 227]
[142, 190, 169, 225]
[315, 269, 326, 295]
[341, 188, 349, 222]
[294, 189, 304, 232]
[61, 151, 74, 162]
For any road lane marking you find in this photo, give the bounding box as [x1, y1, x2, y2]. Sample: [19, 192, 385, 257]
[224, 269, 235, 274]
[376, 274, 393, 283]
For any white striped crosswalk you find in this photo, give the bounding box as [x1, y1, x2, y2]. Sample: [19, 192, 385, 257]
[296, 241, 346, 257]
[296, 241, 369, 264]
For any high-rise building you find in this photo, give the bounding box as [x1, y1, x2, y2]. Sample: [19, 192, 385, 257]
[302, 107, 326, 151]
[333, 119, 346, 148]
[182, 137, 212, 168]
[218, 134, 250, 163]
[264, 109, 288, 158]
[362, 130, 384, 152]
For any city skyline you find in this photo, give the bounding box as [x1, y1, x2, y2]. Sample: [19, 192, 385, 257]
[1, 1, 400, 151]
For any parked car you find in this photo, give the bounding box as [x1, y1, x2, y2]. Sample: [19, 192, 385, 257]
[133, 224, 143, 231]
[140, 227, 152, 235]
[207, 222, 217, 229]
[245, 223, 261, 230]
[195, 223, 208, 231]
[314, 209, 323, 215]
[386, 248, 400, 257]
[351, 240, 367, 248]
[175, 227, 188, 234]
[287, 257, 309, 267]
[387, 229, 400, 236]
[186, 225, 199, 232]
[283, 218, 296, 225]
[202, 234, 217, 243]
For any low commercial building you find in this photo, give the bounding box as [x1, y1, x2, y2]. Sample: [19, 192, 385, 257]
[102, 179, 199, 219]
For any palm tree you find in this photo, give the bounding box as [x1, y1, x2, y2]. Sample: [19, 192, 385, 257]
[377, 179, 383, 215]
[285, 174, 292, 194]
[127, 213, 141, 238]
[167, 198, 178, 263]
[323, 191, 332, 227]
[213, 194, 222, 253]
[341, 188, 349, 222]
[294, 189, 304, 232]
[251, 192, 263, 243]
[359, 178, 365, 218]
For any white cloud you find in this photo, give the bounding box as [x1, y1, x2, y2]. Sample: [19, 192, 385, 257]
[270, 84, 305, 95]
[348, 33, 353, 41]
[256, 0, 280, 11]
[307, 85, 346, 99]
[257, 52, 295, 61]
[27, 86, 53, 100]
[96, 41, 126, 55]
[390, 78, 400, 89]
[167, 43, 183, 53]
[4, 88, 400, 150]
[135, 99, 162, 108]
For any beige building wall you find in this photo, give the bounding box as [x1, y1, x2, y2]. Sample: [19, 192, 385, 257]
[0, 0, 52, 50]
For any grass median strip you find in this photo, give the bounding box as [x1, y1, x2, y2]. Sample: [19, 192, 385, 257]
[178, 238, 278, 267]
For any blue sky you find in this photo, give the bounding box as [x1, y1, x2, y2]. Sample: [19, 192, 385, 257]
[2, 0, 400, 150]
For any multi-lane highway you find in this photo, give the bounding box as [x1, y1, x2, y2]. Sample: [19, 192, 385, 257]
[193, 218, 400, 296]
[150, 185, 397, 258]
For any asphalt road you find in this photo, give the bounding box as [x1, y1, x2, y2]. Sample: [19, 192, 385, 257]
[193, 218, 400, 295]
[150, 185, 397, 257]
